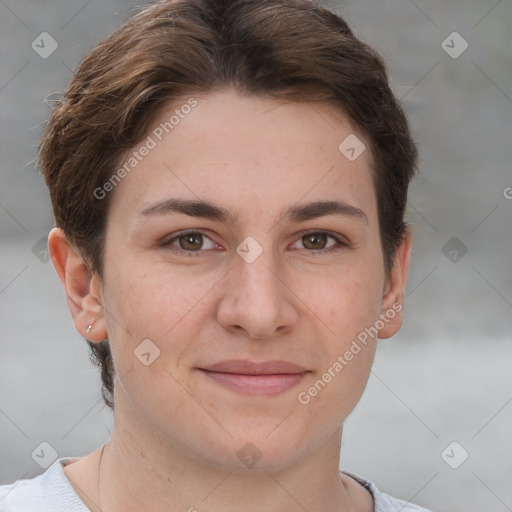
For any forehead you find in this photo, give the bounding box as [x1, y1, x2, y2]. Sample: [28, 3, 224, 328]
[108, 89, 377, 223]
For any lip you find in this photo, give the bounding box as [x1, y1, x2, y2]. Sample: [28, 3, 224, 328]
[197, 359, 309, 395]
[200, 359, 308, 374]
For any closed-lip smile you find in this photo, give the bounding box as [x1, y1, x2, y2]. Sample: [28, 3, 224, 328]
[197, 359, 310, 395]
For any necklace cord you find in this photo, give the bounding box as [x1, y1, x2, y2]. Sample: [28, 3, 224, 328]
[98, 443, 106, 511]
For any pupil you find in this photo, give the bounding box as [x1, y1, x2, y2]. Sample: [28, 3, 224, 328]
[305, 233, 326, 249]
[180, 234, 202, 250]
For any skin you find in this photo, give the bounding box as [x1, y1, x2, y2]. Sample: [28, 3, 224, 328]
[49, 88, 411, 512]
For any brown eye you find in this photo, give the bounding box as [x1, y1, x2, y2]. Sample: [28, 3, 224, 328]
[162, 230, 218, 256]
[291, 231, 348, 254]
[179, 233, 203, 251]
[302, 232, 328, 250]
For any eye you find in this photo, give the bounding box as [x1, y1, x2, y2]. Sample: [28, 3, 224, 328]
[160, 229, 349, 257]
[162, 230, 219, 256]
[291, 231, 348, 253]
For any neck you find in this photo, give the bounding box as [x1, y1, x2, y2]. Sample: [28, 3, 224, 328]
[96, 420, 358, 512]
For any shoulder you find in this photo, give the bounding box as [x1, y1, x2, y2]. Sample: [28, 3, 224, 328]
[341, 471, 434, 512]
[0, 458, 88, 512]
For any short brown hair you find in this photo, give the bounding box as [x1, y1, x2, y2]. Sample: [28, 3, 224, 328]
[40, 0, 418, 410]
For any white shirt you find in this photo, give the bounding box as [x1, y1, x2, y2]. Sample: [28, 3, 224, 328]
[0, 458, 433, 511]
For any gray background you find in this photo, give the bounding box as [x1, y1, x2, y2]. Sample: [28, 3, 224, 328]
[1, 1, 511, 511]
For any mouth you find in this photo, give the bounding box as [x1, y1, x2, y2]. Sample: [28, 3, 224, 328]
[197, 360, 310, 395]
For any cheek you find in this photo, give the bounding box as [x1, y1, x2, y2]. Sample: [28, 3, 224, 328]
[295, 265, 383, 396]
[101, 263, 205, 416]
[101, 256, 220, 383]
[295, 275, 380, 423]
[297, 263, 384, 340]
[104, 256, 209, 335]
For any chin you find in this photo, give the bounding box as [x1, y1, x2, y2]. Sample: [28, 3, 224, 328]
[190, 427, 312, 474]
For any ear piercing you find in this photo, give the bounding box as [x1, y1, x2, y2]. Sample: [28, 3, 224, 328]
[86, 324, 93, 334]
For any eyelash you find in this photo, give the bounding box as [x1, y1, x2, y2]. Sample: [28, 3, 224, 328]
[160, 229, 349, 257]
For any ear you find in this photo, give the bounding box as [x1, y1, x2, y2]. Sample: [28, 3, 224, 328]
[377, 227, 412, 339]
[48, 227, 108, 342]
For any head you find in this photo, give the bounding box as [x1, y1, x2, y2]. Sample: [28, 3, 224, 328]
[44, 0, 417, 470]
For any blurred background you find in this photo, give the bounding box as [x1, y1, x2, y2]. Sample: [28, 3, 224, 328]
[1, 1, 511, 511]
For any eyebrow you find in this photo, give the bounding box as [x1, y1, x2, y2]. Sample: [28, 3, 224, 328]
[138, 198, 368, 225]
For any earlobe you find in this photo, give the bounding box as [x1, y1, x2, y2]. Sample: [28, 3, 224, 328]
[48, 227, 108, 342]
[377, 228, 412, 339]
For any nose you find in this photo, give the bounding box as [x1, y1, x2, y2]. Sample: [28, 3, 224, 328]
[216, 246, 299, 339]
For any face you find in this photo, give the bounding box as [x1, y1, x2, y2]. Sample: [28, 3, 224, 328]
[85, 89, 409, 471]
